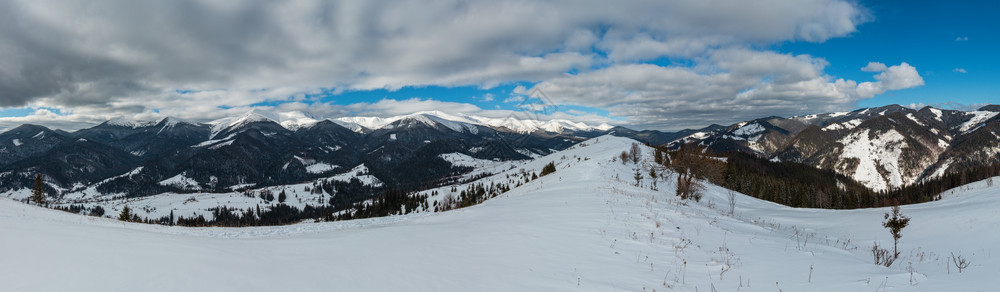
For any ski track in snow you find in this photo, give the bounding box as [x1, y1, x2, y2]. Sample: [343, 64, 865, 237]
[2, 136, 998, 291]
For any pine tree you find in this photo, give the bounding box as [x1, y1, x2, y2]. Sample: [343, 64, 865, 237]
[30, 174, 47, 206]
[883, 204, 910, 259]
[119, 206, 133, 222]
[279, 190, 287, 203]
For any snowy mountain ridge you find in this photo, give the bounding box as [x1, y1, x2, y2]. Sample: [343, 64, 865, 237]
[671, 104, 1000, 191]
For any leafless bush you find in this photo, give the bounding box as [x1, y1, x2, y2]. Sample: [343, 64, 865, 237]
[676, 170, 703, 202]
[951, 252, 970, 273]
[727, 190, 736, 216]
[438, 194, 458, 212]
[872, 242, 895, 267]
[629, 142, 642, 164]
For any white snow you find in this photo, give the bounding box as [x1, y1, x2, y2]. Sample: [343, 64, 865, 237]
[334, 111, 608, 134]
[206, 108, 281, 138]
[156, 117, 192, 134]
[11, 139, 21, 146]
[2, 135, 999, 290]
[327, 164, 383, 186]
[438, 152, 520, 180]
[305, 162, 339, 174]
[906, 113, 925, 126]
[732, 122, 764, 137]
[277, 111, 322, 131]
[928, 159, 952, 179]
[929, 108, 943, 122]
[837, 129, 907, 192]
[31, 131, 44, 139]
[158, 173, 203, 190]
[957, 111, 998, 132]
[822, 119, 863, 131]
[106, 117, 156, 128]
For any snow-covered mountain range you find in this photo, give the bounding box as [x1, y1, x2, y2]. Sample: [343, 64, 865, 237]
[1, 104, 998, 200]
[668, 104, 1000, 191]
[0, 109, 614, 200]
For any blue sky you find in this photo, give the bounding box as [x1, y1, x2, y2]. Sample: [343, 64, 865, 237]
[780, 0, 998, 109]
[0, 0, 996, 131]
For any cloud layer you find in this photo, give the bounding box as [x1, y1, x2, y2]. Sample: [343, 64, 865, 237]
[532, 51, 924, 130]
[0, 0, 903, 131]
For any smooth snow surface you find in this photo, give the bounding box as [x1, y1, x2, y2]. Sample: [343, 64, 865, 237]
[3, 136, 999, 291]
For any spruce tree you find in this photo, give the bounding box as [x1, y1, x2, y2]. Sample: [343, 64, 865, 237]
[279, 190, 287, 203]
[883, 204, 910, 259]
[30, 174, 47, 206]
[119, 206, 133, 222]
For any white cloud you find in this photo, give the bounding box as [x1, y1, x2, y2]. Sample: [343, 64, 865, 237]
[856, 62, 924, 98]
[0, 0, 871, 131]
[532, 50, 924, 130]
[861, 62, 888, 72]
[954, 68, 968, 74]
[503, 96, 526, 104]
[956, 36, 969, 41]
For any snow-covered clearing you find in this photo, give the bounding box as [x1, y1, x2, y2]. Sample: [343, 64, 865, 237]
[2, 136, 998, 290]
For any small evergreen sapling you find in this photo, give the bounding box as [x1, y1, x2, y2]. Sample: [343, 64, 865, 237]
[883, 204, 910, 259]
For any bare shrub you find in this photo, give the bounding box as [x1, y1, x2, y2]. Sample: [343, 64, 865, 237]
[727, 190, 737, 216]
[951, 252, 970, 273]
[438, 194, 458, 212]
[676, 170, 703, 202]
[872, 242, 895, 267]
[629, 142, 642, 164]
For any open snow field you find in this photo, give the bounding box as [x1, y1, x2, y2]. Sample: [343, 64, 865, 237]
[2, 136, 998, 291]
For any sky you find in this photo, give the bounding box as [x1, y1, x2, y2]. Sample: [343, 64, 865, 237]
[0, 0, 996, 132]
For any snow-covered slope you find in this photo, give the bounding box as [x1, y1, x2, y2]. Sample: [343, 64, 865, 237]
[2, 136, 997, 290]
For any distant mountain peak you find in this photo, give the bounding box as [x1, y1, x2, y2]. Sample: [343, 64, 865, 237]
[978, 104, 1000, 112]
[105, 117, 156, 128]
[206, 108, 282, 137]
[334, 111, 612, 134]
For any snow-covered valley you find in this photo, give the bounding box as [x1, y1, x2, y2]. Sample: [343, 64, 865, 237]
[2, 136, 998, 290]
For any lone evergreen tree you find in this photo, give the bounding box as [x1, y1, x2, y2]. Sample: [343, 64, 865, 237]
[30, 174, 47, 206]
[883, 204, 910, 259]
[119, 205, 133, 222]
[278, 190, 287, 203]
